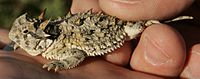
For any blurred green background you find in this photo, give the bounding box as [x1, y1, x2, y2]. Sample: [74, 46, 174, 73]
[0, 0, 72, 29]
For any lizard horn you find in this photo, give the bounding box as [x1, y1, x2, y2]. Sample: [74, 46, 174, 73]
[38, 8, 47, 20]
[39, 18, 51, 30]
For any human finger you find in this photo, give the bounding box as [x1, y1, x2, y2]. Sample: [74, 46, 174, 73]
[180, 44, 200, 79]
[71, 0, 101, 14]
[130, 24, 186, 77]
[0, 53, 164, 79]
[0, 29, 10, 49]
[55, 57, 164, 79]
[0, 52, 59, 79]
[0, 29, 10, 44]
[98, 0, 194, 20]
[103, 41, 134, 66]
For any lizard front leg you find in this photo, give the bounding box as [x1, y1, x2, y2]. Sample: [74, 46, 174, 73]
[43, 48, 86, 72]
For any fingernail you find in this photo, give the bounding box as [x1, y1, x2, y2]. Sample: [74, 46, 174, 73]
[143, 35, 172, 66]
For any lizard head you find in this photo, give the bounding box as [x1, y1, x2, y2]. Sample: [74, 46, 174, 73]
[9, 13, 54, 56]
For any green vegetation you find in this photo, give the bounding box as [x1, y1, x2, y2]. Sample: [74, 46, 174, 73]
[0, 0, 72, 29]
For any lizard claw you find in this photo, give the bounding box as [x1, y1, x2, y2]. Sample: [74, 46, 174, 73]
[43, 61, 65, 72]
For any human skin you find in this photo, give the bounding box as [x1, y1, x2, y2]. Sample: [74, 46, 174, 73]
[0, 0, 200, 79]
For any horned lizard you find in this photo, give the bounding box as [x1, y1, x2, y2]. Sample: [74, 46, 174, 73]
[8, 9, 193, 72]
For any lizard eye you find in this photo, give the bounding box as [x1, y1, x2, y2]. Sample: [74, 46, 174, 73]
[23, 30, 28, 33]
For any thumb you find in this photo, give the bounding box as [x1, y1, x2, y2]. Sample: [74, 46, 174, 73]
[130, 24, 186, 77]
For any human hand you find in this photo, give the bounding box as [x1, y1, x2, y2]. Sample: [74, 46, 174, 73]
[0, 29, 165, 79]
[0, 0, 200, 79]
